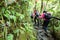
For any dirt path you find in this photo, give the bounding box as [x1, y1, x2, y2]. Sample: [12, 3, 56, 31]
[33, 23, 54, 40]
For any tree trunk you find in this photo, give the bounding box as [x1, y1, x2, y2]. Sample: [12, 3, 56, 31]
[41, 0, 43, 12]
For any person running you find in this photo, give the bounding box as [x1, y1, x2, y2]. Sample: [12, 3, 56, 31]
[39, 11, 51, 32]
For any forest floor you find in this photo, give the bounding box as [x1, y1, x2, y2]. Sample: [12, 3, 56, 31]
[33, 22, 54, 40]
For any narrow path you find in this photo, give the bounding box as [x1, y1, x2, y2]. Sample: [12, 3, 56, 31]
[33, 23, 54, 40]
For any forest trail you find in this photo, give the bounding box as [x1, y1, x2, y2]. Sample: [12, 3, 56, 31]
[33, 22, 54, 40]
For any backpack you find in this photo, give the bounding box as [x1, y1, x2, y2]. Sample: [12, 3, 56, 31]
[35, 11, 39, 17]
[44, 13, 51, 20]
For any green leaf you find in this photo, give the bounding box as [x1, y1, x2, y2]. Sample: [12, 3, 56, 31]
[7, 34, 13, 40]
[4, 13, 10, 19]
[20, 14, 24, 20]
[10, 15, 16, 22]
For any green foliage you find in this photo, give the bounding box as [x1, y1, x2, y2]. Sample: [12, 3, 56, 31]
[7, 34, 13, 40]
[0, 0, 37, 40]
